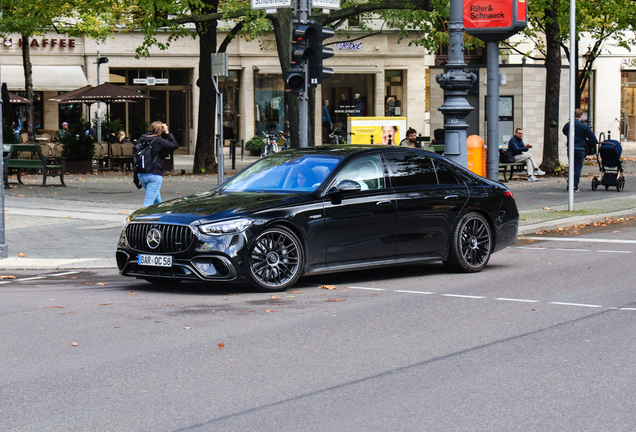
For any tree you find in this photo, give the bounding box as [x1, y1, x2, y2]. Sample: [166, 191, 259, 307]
[505, 0, 636, 171]
[132, 0, 438, 173]
[0, 0, 123, 141]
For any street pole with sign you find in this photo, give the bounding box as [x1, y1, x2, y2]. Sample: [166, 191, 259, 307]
[212, 52, 228, 184]
[464, 0, 527, 180]
[95, 51, 109, 143]
[0, 51, 7, 258]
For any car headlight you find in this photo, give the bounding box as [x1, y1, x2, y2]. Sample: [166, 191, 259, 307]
[199, 218, 253, 235]
[122, 216, 131, 230]
[119, 216, 131, 248]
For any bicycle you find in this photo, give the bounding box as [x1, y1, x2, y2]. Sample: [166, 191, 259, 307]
[329, 130, 355, 145]
[261, 131, 279, 158]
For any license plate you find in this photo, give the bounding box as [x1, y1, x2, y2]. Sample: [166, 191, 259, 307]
[138, 254, 172, 267]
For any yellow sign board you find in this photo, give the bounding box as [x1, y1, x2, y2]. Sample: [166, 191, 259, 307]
[348, 117, 407, 145]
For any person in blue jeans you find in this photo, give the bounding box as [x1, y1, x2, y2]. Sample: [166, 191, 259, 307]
[562, 109, 597, 192]
[134, 121, 179, 207]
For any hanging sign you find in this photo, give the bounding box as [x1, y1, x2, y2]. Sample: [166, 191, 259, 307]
[250, 0, 292, 9]
[463, 0, 527, 41]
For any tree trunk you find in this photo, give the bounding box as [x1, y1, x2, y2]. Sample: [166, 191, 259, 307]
[271, 10, 300, 149]
[540, 0, 561, 172]
[192, 13, 219, 174]
[21, 35, 35, 142]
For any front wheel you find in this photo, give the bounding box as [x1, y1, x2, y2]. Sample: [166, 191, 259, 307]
[591, 177, 599, 191]
[444, 212, 492, 273]
[249, 226, 304, 292]
[617, 177, 625, 192]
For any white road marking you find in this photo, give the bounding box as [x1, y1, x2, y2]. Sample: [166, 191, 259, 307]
[548, 302, 603, 308]
[442, 294, 485, 299]
[347, 286, 386, 291]
[597, 250, 632, 253]
[516, 246, 631, 254]
[495, 298, 540, 303]
[522, 237, 636, 244]
[394, 290, 435, 295]
[554, 248, 591, 252]
[48, 271, 80, 277]
[617, 308, 636, 311]
[16, 276, 46, 281]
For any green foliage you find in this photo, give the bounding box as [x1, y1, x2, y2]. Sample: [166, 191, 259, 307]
[245, 137, 265, 153]
[3, 120, 18, 144]
[60, 116, 95, 161]
[92, 113, 124, 142]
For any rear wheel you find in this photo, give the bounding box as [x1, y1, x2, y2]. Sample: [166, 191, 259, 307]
[249, 226, 304, 292]
[591, 177, 599, 191]
[444, 212, 492, 273]
[617, 177, 625, 192]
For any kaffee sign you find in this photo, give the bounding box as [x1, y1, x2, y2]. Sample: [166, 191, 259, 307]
[464, 0, 527, 41]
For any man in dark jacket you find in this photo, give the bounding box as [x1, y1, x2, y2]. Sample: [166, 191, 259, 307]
[563, 109, 597, 192]
[507, 128, 545, 182]
[134, 121, 179, 207]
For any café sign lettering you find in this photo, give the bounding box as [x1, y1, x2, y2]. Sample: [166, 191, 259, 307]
[621, 58, 636, 69]
[2, 38, 76, 49]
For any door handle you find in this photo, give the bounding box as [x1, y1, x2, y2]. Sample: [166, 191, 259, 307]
[444, 195, 458, 200]
[376, 199, 392, 205]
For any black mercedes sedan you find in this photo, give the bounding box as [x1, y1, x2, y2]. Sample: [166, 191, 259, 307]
[116, 146, 518, 291]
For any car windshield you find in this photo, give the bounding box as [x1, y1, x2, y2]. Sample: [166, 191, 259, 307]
[221, 153, 343, 193]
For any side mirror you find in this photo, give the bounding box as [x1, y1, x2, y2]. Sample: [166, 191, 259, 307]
[335, 180, 362, 192]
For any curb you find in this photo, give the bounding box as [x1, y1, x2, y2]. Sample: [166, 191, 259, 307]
[518, 208, 636, 235]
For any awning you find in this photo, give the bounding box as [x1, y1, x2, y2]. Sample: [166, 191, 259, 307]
[254, 65, 379, 74]
[1, 65, 88, 91]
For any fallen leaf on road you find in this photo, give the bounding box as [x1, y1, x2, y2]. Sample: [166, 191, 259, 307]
[184, 327, 192, 329]
[123, 315, 130, 317]
[218, 343, 225, 350]
[17, 195, 24, 197]
[17, 252, 26, 257]
[613, 231, 621, 233]
[270, 295, 280, 300]
[127, 291, 136, 295]
[320, 285, 338, 290]
[164, 304, 173, 306]
[290, 291, 303, 294]
[72, 342, 78, 346]
[0, 275, 15, 279]
[100, 303, 113, 306]
[84, 282, 94, 285]
[326, 299, 344, 302]
[141, 390, 148, 392]
[265, 309, 276, 312]
[541, 207, 551, 210]
[97, 283, 107, 286]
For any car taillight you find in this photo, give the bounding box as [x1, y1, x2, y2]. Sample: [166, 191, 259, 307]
[504, 190, 514, 200]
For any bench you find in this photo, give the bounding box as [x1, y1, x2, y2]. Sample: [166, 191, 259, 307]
[4, 144, 66, 187]
[499, 162, 527, 182]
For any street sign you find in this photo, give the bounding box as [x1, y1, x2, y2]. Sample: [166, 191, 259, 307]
[311, 0, 340, 9]
[132, 77, 169, 85]
[211, 53, 228, 77]
[251, 0, 292, 9]
[463, 0, 526, 41]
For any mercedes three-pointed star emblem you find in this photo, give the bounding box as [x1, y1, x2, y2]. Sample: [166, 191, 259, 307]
[146, 228, 162, 249]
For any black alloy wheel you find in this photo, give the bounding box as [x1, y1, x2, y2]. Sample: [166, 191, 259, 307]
[249, 226, 304, 291]
[444, 212, 492, 273]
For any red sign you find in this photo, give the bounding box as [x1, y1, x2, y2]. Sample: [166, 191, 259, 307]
[464, 0, 526, 41]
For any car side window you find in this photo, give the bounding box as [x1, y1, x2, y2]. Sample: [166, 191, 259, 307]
[334, 154, 385, 190]
[386, 152, 437, 187]
[433, 160, 460, 184]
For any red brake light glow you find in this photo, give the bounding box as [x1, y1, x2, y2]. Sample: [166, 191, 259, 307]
[504, 190, 514, 200]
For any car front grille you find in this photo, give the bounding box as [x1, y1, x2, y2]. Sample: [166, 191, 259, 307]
[127, 223, 195, 253]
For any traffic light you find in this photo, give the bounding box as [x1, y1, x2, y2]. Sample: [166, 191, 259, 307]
[307, 24, 335, 87]
[285, 22, 318, 93]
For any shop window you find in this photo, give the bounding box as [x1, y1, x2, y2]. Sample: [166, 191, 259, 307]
[223, 71, 240, 141]
[320, 73, 375, 142]
[58, 91, 83, 128]
[385, 70, 404, 116]
[15, 91, 43, 130]
[255, 73, 285, 135]
[622, 72, 636, 140]
[170, 70, 187, 86]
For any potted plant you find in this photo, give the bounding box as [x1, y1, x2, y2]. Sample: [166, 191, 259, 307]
[245, 137, 265, 156]
[60, 116, 95, 174]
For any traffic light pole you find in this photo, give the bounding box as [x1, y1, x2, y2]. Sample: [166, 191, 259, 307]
[298, 0, 309, 148]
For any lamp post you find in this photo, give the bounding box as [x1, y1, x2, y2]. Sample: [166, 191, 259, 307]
[0, 41, 8, 258]
[435, 0, 476, 168]
[95, 51, 108, 142]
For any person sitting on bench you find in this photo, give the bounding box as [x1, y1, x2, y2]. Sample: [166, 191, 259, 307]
[507, 128, 545, 182]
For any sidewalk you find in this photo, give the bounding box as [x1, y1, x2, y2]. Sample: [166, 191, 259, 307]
[2, 147, 635, 270]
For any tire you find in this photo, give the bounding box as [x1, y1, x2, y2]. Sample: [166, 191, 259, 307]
[444, 212, 492, 273]
[591, 177, 598, 191]
[617, 177, 625, 192]
[144, 278, 182, 286]
[249, 226, 304, 292]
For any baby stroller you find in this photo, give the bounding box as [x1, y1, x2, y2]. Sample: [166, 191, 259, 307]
[591, 131, 625, 192]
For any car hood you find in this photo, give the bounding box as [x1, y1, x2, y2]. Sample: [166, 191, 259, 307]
[129, 191, 310, 225]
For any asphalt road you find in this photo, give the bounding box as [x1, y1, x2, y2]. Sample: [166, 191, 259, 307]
[2, 221, 636, 431]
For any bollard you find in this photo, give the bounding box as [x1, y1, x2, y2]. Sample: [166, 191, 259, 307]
[467, 135, 486, 177]
[231, 139, 236, 170]
[241, 139, 244, 161]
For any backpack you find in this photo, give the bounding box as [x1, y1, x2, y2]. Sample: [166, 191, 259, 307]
[133, 136, 159, 173]
[499, 149, 515, 163]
